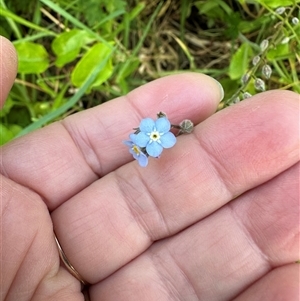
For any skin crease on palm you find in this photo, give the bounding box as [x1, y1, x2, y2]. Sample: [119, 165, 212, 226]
[0, 35, 299, 301]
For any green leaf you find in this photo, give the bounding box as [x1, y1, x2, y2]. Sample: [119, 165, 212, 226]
[14, 42, 49, 74]
[255, 0, 295, 8]
[71, 42, 114, 91]
[0, 124, 14, 145]
[16, 47, 116, 137]
[52, 29, 94, 67]
[0, 123, 23, 145]
[195, 0, 233, 23]
[239, 15, 272, 34]
[229, 43, 253, 80]
[266, 43, 290, 60]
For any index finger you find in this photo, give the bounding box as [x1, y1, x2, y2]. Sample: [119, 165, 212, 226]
[0, 73, 223, 210]
[0, 36, 18, 108]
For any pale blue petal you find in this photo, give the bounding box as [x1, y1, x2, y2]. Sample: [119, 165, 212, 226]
[138, 154, 148, 167]
[129, 133, 138, 144]
[135, 132, 149, 147]
[155, 117, 170, 133]
[129, 148, 138, 159]
[146, 142, 163, 157]
[123, 140, 134, 147]
[139, 118, 155, 133]
[160, 132, 176, 148]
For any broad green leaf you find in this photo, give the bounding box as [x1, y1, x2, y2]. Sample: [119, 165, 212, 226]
[52, 29, 94, 67]
[255, 0, 295, 8]
[8, 124, 23, 136]
[0, 124, 14, 145]
[71, 42, 114, 90]
[0, 124, 23, 145]
[239, 15, 272, 34]
[0, 123, 22, 145]
[14, 42, 49, 74]
[195, 0, 232, 22]
[266, 43, 290, 60]
[229, 43, 253, 80]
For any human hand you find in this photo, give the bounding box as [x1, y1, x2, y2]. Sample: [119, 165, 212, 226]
[1, 36, 299, 301]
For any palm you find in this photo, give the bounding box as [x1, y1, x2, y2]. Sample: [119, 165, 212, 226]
[1, 39, 299, 301]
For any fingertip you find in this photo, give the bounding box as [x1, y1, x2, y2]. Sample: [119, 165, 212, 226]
[127, 72, 225, 125]
[0, 36, 18, 108]
[171, 72, 224, 102]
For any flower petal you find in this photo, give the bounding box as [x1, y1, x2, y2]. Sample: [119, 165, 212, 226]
[139, 118, 155, 133]
[146, 142, 163, 157]
[135, 132, 149, 147]
[155, 117, 171, 133]
[129, 133, 138, 144]
[160, 132, 177, 148]
[128, 148, 137, 158]
[137, 153, 148, 167]
[123, 140, 133, 147]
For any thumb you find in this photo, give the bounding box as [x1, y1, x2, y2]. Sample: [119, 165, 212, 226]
[0, 36, 18, 108]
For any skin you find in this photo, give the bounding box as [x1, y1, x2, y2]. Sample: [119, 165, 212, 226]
[0, 36, 299, 301]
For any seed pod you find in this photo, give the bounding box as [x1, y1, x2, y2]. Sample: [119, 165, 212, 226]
[254, 78, 266, 91]
[241, 73, 250, 85]
[232, 96, 240, 105]
[281, 37, 290, 44]
[179, 119, 194, 134]
[260, 39, 269, 52]
[275, 7, 286, 15]
[243, 92, 252, 99]
[252, 55, 261, 66]
[262, 64, 272, 79]
[292, 17, 299, 25]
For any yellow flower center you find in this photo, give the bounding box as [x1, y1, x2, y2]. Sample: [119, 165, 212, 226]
[132, 145, 141, 155]
[150, 131, 161, 142]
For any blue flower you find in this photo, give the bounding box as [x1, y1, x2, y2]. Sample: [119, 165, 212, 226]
[123, 136, 148, 167]
[134, 117, 176, 157]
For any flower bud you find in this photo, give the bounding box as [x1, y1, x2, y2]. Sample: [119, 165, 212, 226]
[254, 78, 265, 91]
[262, 64, 272, 79]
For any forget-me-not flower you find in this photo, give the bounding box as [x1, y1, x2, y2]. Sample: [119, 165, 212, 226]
[134, 117, 176, 157]
[123, 135, 148, 167]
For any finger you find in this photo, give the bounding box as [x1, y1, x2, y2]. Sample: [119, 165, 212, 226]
[0, 36, 18, 108]
[52, 91, 299, 284]
[1, 73, 223, 210]
[232, 264, 299, 301]
[90, 162, 299, 300]
[0, 175, 82, 300]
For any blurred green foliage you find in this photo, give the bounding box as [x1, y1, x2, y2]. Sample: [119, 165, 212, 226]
[0, 0, 299, 144]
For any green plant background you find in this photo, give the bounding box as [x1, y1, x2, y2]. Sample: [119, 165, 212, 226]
[0, 0, 299, 144]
